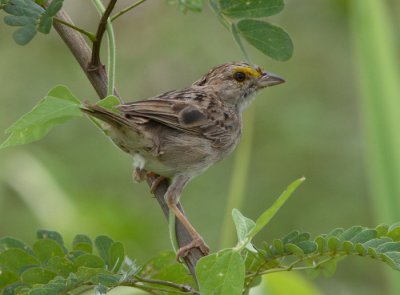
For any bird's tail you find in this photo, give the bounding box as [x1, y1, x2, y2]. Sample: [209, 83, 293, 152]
[80, 104, 131, 128]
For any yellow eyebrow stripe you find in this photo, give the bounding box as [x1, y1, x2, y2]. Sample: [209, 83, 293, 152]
[234, 66, 262, 77]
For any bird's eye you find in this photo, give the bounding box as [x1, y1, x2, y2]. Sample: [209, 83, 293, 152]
[233, 71, 246, 82]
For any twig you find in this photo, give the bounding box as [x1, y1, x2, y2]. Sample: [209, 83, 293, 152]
[53, 17, 96, 41]
[91, 0, 118, 97]
[90, 0, 117, 70]
[133, 275, 199, 294]
[111, 0, 148, 22]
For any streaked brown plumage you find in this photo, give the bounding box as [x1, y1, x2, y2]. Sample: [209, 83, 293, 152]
[81, 62, 285, 258]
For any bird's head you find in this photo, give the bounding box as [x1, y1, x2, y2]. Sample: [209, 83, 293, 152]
[193, 62, 285, 112]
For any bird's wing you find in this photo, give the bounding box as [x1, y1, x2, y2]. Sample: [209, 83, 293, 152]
[118, 97, 236, 148]
[118, 99, 208, 133]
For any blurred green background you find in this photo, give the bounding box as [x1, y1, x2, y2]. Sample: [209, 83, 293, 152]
[1, 0, 400, 294]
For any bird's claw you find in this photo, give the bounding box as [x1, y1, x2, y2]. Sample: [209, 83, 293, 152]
[148, 173, 166, 193]
[176, 236, 210, 260]
[133, 168, 147, 183]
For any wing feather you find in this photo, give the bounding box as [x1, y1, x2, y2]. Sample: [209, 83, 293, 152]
[117, 95, 238, 148]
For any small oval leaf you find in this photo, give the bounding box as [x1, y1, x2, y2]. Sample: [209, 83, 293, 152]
[73, 254, 105, 269]
[220, 0, 284, 18]
[237, 19, 293, 61]
[327, 236, 340, 252]
[33, 239, 64, 262]
[108, 242, 125, 272]
[21, 267, 56, 284]
[0, 249, 40, 273]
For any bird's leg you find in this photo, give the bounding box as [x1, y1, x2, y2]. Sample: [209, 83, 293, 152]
[165, 175, 210, 259]
[133, 169, 166, 193]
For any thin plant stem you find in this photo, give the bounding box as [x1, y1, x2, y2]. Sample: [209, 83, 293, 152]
[169, 210, 179, 253]
[53, 17, 96, 41]
[111, 0, 148, 22]
[106, 17, 116, 97]
[91, 0, 118, 98]
[90, 0, 117, 70]
[134, 275, 199, 294]
[219, 105, 255, 248]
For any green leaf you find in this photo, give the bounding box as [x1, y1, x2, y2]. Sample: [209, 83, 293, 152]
[285, 243, 303, 256]
[4, 15, 35, 26]
[355, 243, 366, 255]
[327, 236, 340, 252]
[297, 232, 311, 243]
[37, 16, 52, 34]
[44, 0, 63, 17]
[327, 228, 344, 237]
[367, 247, 378, 258]
[247, 177, 305, 239]
[341, 241, 354, 253]
[2, 0, 63, 44]
[108, 242, 124, 272]
[72, 234, 93, 253]
[232, 208, 255, 244]
[13, 24, 36, 45]
[33, 239, 64, 263]
[363, 237, 392, 249]
[220, 0, 284, 18]
[46, 256, 76, 277]
[0, 237, 31, 254]
[376, 224, 389, 237]
[0, 270, 19, 289]
[295, 241, 317, 254]
[73, 254, 105, 269]
[237, 19, 293, 61]
[380, 252, 400, 270]
[350, 229, 377, 243]
[4, 0, 44, 16]
[95, 235, 114, 267]
[0, 248, 39, 273]
[47, 85, 80, 103]
[376, 242, 400, 253]
[91, 273, 120, 287]
[315, 235, 325, 253]
[138, 251, 194, 286]
[338, 226, 363, 241]
[37, 230, 65, 249]
[3, 282, 29, 295]
[272, 239, 284, 255]
[0, 86, 82, 149]
[21, 267, 56, 284]
[281, 231, 299, 244]
[387, 223, 400, 241]
[197, 249, 245, 295]
[95, 284, 108, 294]
[96, 95, 120, 111]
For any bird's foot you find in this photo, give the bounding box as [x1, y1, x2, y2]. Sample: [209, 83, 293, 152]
[133, 168, 147, 183]
[148, 173, 166, 193]
[176, 236, 210, 260]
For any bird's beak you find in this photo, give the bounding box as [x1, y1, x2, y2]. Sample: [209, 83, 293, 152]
[258, 72, 285, 88]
